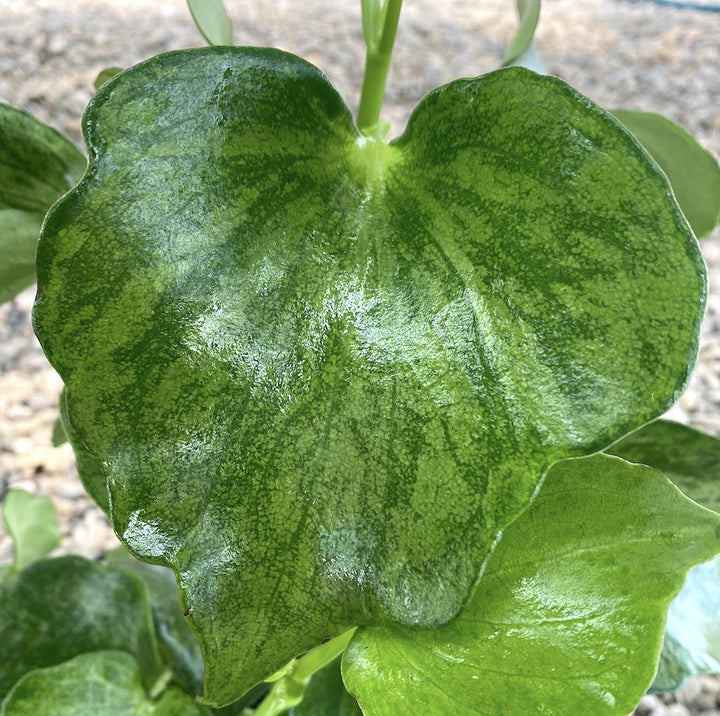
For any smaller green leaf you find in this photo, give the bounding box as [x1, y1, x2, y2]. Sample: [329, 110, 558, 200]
[608, 419, 720, 513]
[187, 0, 232, 46]
[0, 104, 85, 304]
[651, 555, 720, 693]
[1, 490, 61, 574]
[59, 388, 109, 513]
[611, 110, 720, 238]
[51, 413, 67, 447]
[288, 656, 361, 716]
[343, 455, 720, 716]
[105, 554, 205, 698]
[0, 556, 164, 700]
[0, 650, 208, 716]
[93, 67, 123, 91]
[503, 0, 541, 66]
[0, 209, 42, 304]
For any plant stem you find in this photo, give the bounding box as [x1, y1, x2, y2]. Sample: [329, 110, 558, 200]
[357, 0, 403, 134]
[252, 628, 357, 716]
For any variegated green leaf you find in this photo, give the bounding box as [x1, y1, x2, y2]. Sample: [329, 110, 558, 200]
[33, 48, 705, 705]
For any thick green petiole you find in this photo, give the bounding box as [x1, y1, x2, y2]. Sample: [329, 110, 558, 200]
[357, 0, 403, 135]
[253, 628, 357, 716]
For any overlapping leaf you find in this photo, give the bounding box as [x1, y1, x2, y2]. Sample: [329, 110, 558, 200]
[608, 419, 720, 512]
[611, 110, 720, 238]
[0, 651, 206, 716]
[0, 556, 163, 700]
[0, 104, 85, 303]
[33, 48, 705, 704]
[343, 455, 720, 715]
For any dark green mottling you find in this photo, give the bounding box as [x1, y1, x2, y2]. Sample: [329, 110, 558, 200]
[32, 47, 705, 705]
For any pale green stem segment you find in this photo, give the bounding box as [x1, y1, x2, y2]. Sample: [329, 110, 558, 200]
[253, 628, 357, 716]
[357, 0, 403, 135]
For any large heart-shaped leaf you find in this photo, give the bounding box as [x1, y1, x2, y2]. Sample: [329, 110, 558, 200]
[33, 47, 705, 704]
[0, 556, 164, 700]
[0, 651, 207, 716]
[0, 104, 85, 303]
[342, 454, 720, 715]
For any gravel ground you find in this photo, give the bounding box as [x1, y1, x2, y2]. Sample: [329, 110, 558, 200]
[0, 1, 719, 713]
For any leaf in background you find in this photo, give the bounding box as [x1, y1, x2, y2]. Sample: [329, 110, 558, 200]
[343, 455, 720, 715]
[608, 419, 720, 513]
[0, 650, 208, 716]
[93, 67, 123, 90]
[1, 490, 61, 574]
[187, 0, 232, 46]
[0, 104, 85, 304]
[502, 0, 542, 66]
[0, 556, 164, 700]
[51, 413, 67, 447]
[288, 656, 361, 716]
[33, 48, 705, 705]
[105, 554, 205, 698]
[611, 110, 720, 238]
[59, 387, 109, 513]
[650, 555, 720, 693]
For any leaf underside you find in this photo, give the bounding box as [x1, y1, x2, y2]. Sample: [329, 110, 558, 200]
[33, 47, 705, 704]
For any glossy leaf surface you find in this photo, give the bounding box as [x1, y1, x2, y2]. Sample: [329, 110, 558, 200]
[0, 651, 207, 716]
[1, 489, 61, 574]
[33, 48, 705, 704]
[343, 455, 720, 715]
[0, 104, 85, 303]
[612, 110, 720, 238]
[0, 556, 163, 700]
[651, 555, 720, 693]
[608, 419, 720, 513]
[187, 0, 232, 46]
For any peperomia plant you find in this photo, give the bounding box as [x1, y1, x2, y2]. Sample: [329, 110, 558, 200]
[2, 1, 720, 714]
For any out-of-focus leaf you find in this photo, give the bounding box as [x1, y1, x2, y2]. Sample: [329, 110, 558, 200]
[105, 554, 205, 698]
[1, 490, 61, 574]
[612, 110, 720, 238]
[651, 556, 720, 693]
[0, 556, 164, 700]
[187, 0, 232, 46]
[51, 412, 67, 447]
[34, 49, 705, 705]
[608, 419, 720, 513]
[0, 650, 208, 715]
[288, 656, 361, 716]
[343, 455, 720, 715]
[93, 67, 123, 90]
[503, 0, 541, 66]
[0, 104, 85, 303]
